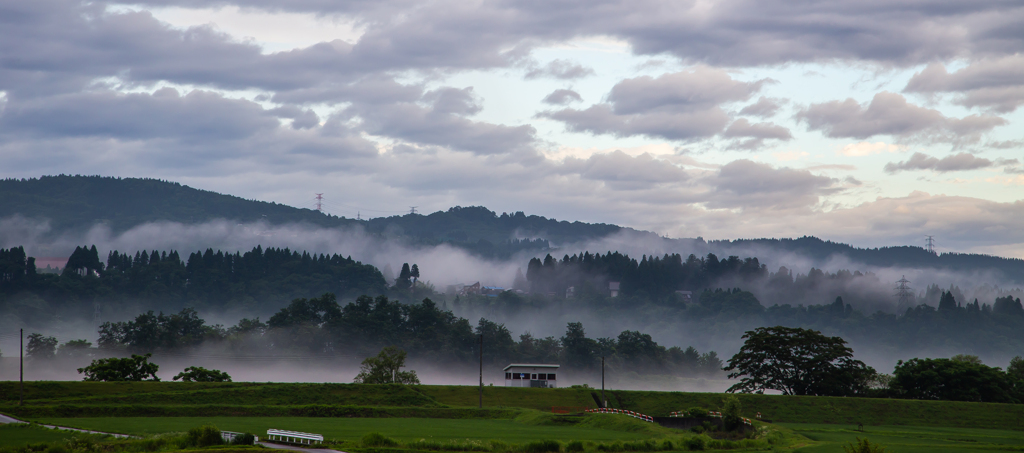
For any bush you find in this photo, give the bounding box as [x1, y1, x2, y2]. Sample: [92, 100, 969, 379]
[173, 366, 231, 382]
[658, 440, 673, 451]
[43, 445, 67, 453]
[523, 440, 561, 453]
[684, 436, 707, 451]
[231, 433, 255, 445]
[843, 438, 886, 453]
[362, 432, 398, 447]
[565, 441, 584, 453]
[185, 425, 224, 447]
[722, 396, 742, 431]
[686, 407, 709, 418]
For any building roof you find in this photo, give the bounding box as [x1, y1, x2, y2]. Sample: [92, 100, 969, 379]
[503, 363, 560, 371]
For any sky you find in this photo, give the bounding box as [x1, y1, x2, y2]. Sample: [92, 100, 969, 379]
[1, 1, 1023, 257]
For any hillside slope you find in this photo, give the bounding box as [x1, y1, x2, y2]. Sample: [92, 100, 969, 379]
[2, 175, 1023, 279]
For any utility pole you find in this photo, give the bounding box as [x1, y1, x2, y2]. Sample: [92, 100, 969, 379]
[478, 334, 483, 408]
[925, 235, 936, 254]
[601, 356, 605, 408]
[409, 206, 418, 215]
[20, 328, 24, 405]
[315, 193, 323, 212]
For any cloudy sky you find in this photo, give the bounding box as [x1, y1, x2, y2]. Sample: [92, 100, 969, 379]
[2, 0, 1023, 256]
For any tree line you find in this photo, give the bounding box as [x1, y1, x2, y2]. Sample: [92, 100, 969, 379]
[26, 292, 723, 380]
[0, 245, 387, 321]
[725, 326, 1024, 404]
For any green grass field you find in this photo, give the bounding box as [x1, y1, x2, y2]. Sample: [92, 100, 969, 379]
[782, 423, 1024, 452]
[4, 382, 1024, 452]
[35, 417, 652, 443]
[0, 424, 87, 447]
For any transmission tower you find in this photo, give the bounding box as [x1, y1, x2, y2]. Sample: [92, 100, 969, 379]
[315, 193, 323, 212]
[895, 275, 914, 313]
[925, 235, 936, 254]
[409, 206, 418, 215]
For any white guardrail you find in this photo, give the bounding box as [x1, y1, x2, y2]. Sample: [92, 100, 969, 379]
[266, 429, 324, 445]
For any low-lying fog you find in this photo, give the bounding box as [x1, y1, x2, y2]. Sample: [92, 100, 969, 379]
[1, 216, 1021, 387]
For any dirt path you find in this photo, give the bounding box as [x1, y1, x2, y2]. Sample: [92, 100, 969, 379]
[0, 412, 134, 438]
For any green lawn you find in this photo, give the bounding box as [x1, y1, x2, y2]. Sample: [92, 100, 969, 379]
[37, 417, 650, 443]
[0, 423, 84, 447]
[780, 423, 1024, 452]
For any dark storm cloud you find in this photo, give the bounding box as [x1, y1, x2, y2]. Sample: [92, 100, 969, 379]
[540, 68, 766, 141]
[883, 152, 995, 173]
[903, 56, 1024, 113]
[796, 92, 1006, 143]
[542, 89, 583, 105]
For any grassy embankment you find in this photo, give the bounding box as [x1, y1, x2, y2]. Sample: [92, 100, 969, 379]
[4, 382, 1022, 431]
[3, 382, 1024, 452]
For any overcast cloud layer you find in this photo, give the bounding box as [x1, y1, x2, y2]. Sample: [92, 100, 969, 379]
[1, 0, 1023, 256]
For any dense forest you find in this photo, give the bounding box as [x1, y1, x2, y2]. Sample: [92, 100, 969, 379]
[0, 245, 387, 323]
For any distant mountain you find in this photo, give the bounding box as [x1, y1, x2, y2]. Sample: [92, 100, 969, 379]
[713, 237, 1024, 272]
[2, 175, 1022, 281]
[0, 175, 638, 257]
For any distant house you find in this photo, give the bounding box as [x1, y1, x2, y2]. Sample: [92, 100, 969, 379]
[504, 364, 559, 388]
[565, 286, 575, 298]
[481, 286, 505, 297]
[609, 281, 620, 298]
[460, 282, 481, 295]
[675, 290, 693, 303]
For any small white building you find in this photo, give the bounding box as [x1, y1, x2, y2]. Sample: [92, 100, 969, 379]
[504, 363, 559, 388]
[609, 281, 621, 297]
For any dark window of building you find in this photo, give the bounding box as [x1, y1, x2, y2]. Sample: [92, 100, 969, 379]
[505, 373, 511, 379]
[513, 373, 521, 379]
[547, 374, 556, 380]
[531, 374, 537, 380]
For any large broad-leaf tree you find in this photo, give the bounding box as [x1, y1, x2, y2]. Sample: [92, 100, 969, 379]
[892, 358, 1019, 403]
[353, 346, 420, 384]
[724, 326, 875, 396]
[78, 353, 160, 381]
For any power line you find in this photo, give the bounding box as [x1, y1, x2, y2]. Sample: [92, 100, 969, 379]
[895, 275, 914, 313]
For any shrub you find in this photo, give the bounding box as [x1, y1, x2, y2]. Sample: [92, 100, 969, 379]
[722, 396, 742, 431]
[231, 433, 255, 445]
[686, 407, 709, 418]
[684, 436, 707, 451]
[362, 432, 398, 447]
[843, 438, 886, 453]
[43, 445, 67, 453]
[566, 441, 584, 453]
[173, 366, 231, 382]
[658, 440, 673, 451]
[185, 425, 223, 447]
[523, 440, 561, 453]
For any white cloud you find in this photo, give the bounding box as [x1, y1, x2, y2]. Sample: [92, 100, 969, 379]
[838, 142, 906, 157]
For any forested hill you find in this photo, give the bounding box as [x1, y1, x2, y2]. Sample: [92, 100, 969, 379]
[0, 175, 348, 232]
[0, 176, 633, 254]
[710, 237, 1024, 281]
